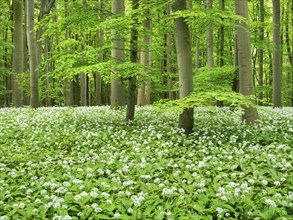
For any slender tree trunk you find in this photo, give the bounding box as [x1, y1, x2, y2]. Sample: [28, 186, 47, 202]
[285, 0, 293, 106]
[219, 0, 225, 67]
[44, 36, 52, 106]
[232, 39, 239, 92]
[12, 0, 24, 107]
[111, 0, 125, 108]
[3, 27, 10, 107]
[64, 0, 73, 106]
[272, 0, 282, 107]
[195, 38, 201, 71]
[235, 0, 259, 123]
[27, 0, 40, 108]
[173, 0, 194, 134]
[206, 0, 214, 68]
[95, 0, 104, 106]
[137, 3, 152, 106]
[258, 0, 264, 105]
[166, 31, 173, 100]
[126, 0, 139, 121]
[80, 73, 87, 106]
[23, 0, 30, 105]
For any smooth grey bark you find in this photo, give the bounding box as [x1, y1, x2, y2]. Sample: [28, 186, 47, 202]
[95, 29, 103, 106]
[80, 73, 87, 106]
[111, 0, 126, 108]
[272, 0, 282, 107]
[126, 0, 139, 121]
[166, 31, 173, 100]
[44, 36, 53, 106]
[206, 0, 214, 68]
[12, 0, 24, 107]
[219, 0, 225, 67]
[285, 0, 293, 105]
[94, 0, 104, 106]
[27, 0, 40, 108]
[258, 0, 264, 105]
[235, 0, 259, 123]
[63, 0, 73, 106]
[137, 3, 151, 106]
[173, 0, 194, 134]
[195, 38, 201, 71]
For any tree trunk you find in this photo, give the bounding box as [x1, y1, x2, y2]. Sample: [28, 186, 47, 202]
[272, 0, 282, 107]
[27, 0, 40, 108]
[195, 38, 201, 71]
[232, 39, 239, 92]
[235, 0, 259, 123]
[258, 0, 264, 105]
[219, 0, 225, 67]
[63, 0, 73, 106]
[137, 3, 151, 106]
[126, 0, 139, 121]
[111, 0, 125, 108]
[44, 36, 53, 106]
[166, 31, 173, 100]
[80, 73, 87, 106]
[285, 0, 293, 106]
[173, 0, 194, 134]
[206, 0, 214, 68]
[12, 0, 24, 107]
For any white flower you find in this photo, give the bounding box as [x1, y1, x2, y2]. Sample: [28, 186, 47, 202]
[90, 191, 98, 198]
[274, 181, 281, 186]
[62, 215, 72, 220]
[265, 198, 277, 207]
[261, 180, 268, 186]
[34, 199, 41, 204]
[113, 213, 121, 219]
[106, 199, 112, 204]
[101, 192, 110, 198]
[127, 208, 133, 213]
[216, 207, 224, 214]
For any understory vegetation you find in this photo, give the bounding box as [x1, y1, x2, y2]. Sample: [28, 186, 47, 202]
[0, 107, 292, 219]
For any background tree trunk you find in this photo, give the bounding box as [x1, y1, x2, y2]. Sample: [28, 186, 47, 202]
[12, 0, 23, 107]
[27, 0, 40, 108]
[126, 0, 139, 121]
[137, 3, 151, 106]
[258, 0, 264, 105]
[272, 0, 282, 107]
[206, 0, 214, 68]
[219, 0, 225, 67]
[173, 0, 194, 134]
[235, 0, 259, 123]
[111, 0, 126, 108]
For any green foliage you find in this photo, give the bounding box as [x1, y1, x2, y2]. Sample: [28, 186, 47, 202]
[156, 91, 257, 114]
[194, 66, 236, 93]
[0, 107, 292, 219]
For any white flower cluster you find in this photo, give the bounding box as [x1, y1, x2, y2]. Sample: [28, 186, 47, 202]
[131, 192, 145, 207]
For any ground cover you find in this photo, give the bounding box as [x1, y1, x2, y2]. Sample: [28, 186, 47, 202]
[0, 107, 292, 219]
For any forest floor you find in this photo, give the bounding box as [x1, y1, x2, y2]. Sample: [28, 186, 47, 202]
[0, 106, 292, 219]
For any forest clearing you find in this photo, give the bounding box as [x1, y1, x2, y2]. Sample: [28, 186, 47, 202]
[0, 107, 292, 219]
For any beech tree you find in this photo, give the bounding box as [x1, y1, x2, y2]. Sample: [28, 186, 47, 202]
[205, 0, 214, 68]
[111, 0, 126, 108]
[26, 0, 40, 108]
[272, 0, 282, 107]
[173, 0, 194, 134]
[235, 0, 259, 123]
[126, 0, 139, 121]
[12, 0, 23, 107]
